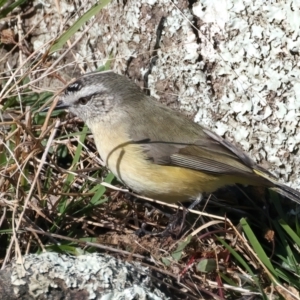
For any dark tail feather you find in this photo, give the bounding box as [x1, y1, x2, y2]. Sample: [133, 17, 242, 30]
[270, 184, 300, 205]
[253, 169, 300, 204]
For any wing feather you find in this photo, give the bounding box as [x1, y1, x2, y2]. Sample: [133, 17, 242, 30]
[126, 98, 272, 178]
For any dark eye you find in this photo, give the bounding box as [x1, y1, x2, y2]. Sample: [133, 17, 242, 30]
[77, 96, 91, 105]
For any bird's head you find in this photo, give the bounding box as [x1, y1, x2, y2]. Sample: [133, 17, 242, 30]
[52, 71, 144, 123]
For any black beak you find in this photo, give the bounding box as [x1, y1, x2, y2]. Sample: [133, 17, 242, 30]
[41, 100, 69, 112]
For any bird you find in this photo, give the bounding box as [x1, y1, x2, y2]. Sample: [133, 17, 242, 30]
[50, 70, 300, 205]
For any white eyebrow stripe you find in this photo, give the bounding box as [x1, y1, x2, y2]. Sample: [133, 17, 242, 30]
[76, 84, 106, 96]
[68, 82, 82, 90]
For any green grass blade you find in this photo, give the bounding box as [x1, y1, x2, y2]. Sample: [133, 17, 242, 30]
[279, 219, 300, 246]
[240, 218, 278, 279]
[89, 172, 115, 206]
[218, 272, 238, 286]
[216, 236, 268, 299]
[272, 220, 300, 281]
[65, 125, 89, 187]
[75, 172, 115, 216]
[216, 235, 254, 276]
[49, 0, 112, 54]
[0, 0, 8, 8]
[0, 0, 28, 18]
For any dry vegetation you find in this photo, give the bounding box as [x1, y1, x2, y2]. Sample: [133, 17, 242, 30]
[0, 1, 299, 299]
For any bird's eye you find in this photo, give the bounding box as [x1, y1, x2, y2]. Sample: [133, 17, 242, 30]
[77, 96, 91, 105]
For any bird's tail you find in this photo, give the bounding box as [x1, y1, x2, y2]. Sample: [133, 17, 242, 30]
[270, 184, 300, 205]
[253, 168, 300, 205]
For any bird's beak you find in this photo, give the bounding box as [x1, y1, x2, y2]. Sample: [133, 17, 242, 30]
[41, 100, 69, 112]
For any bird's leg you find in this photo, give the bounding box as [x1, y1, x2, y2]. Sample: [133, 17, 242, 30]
[188, 194, 203, 210]
[136, 206, 188, 238]
[136, 194, 204, 238]
[135, 202, 175, 237]
[160, 194, 204, 237]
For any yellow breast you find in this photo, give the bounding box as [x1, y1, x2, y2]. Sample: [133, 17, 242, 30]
[88, 120, 238, 203]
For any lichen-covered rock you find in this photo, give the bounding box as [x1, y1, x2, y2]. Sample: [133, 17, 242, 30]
[8, 252, 170, 299]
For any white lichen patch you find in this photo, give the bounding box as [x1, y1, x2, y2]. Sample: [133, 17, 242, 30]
[148, 0, 300, 188]
[10, 253, 169, 299]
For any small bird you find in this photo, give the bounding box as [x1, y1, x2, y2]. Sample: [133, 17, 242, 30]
[51, 71, 300, 205]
